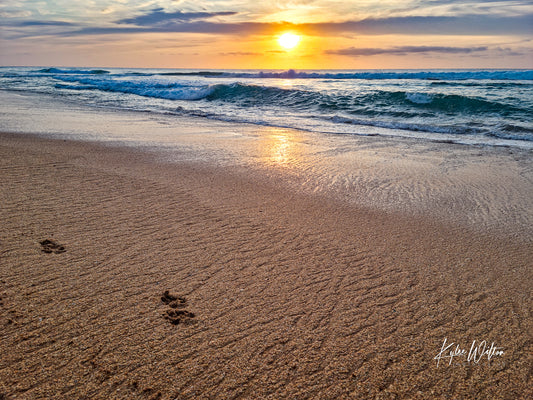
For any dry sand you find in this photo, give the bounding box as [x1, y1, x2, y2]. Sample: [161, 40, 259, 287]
[0, 132, 531, 399]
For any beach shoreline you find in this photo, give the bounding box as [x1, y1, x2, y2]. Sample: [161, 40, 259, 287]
[0, 131, 531, 399]
[2, 89, 532, 241]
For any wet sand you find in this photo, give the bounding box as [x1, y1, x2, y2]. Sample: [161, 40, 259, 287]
[0, 132, 531, 399]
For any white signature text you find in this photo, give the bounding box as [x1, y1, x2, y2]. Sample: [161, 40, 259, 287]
[434, 338, 504, 367]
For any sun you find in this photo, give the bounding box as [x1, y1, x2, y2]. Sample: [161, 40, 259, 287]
[278, 33, 301, 50]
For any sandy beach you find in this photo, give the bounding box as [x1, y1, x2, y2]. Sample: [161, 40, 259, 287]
[0, 128, 531, 399]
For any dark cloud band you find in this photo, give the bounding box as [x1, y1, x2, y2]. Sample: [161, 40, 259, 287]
[3, 10, 532, 38]
[326, 46, 489, 56]
[117, 9, 238, 26]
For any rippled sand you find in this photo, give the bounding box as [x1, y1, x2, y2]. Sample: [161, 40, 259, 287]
[0, 129, 531, 399]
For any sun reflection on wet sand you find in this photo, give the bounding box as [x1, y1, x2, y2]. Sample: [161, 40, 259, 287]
[258, 127, 304, 168]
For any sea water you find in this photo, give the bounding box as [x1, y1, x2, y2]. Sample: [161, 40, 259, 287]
[1, 67, 532, 148]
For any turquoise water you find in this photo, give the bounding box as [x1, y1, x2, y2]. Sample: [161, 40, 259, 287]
[1, 67, 532, 147]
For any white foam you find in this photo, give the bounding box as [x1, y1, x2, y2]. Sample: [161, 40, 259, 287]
[406, 92, 433, 104]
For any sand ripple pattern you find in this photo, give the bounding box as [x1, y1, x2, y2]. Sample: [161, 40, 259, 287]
[0, 135, 531, 399]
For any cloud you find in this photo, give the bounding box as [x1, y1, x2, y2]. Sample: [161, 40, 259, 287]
[308, 14, 533, 36]
[2, 20, 75, 27]
[96, 12, 533, 37]
[116, 8, 238, 26]
[4, 9, 532, 39]
[425, 0, 528, 4]
[74, 21, 292, 36]
[219, 51, 262, 56]
[44, 12, 533, 38]
[16, 20, 75, 27]
[326, 45, 489, 57]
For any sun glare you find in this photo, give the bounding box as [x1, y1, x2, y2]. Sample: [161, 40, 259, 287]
[278, 33, 301, 50]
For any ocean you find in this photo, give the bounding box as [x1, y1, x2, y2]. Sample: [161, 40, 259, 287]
[1, 67, 532, 149]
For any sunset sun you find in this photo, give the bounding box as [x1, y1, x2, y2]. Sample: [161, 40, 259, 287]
[278, 32, 301, 50]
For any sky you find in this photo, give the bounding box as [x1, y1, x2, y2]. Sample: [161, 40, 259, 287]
[1, 0, 532, 69]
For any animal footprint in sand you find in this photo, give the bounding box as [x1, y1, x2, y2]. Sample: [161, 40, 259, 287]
[40, 239, 66, 254]
[161, 291, 195, 325]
